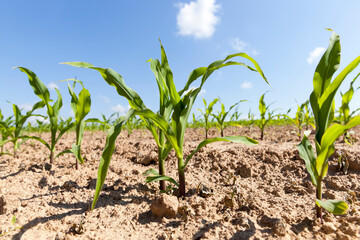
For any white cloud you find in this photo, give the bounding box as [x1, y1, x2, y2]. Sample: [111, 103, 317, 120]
[47, 82, 59, 90]
[111, 104, 130, 115]
[252, 49, 259, 56]
[19, 103, 33, 111]
[231, 38, 248, 51]
[241, 82, 252, 89]
[176, 0, 220, 39]
[99, 94, 110, 103]
[199, 89, 206, 96]
[307, 47, 326, 64]
[28, 116, 49, 124]
[230, 38, 259, 55]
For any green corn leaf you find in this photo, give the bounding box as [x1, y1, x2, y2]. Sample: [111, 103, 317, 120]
[67, 82, 78, 114]
[71, 143, 84, 164]
[132, 108, 181, 158]
[63, 63, 145, 109]
[179, 53, 268, 96]
[145, 175, 179, 187]
[297, 133, 318, 186]
[75, 88, 91, 123]
[316, 199, 348, 215]
[259, 93, 266, 117]
[54, 122, 75, 145]
[60, 62, 95, 68]
[14, 67, 51, 105]
[86, 118, 111, 128]
[312, 31, 340, 99]
[56, 149, 73, 158]
[92, 109, 134, 210]
[11, 215, 16, 225]
[316, 116, 360, 177]
[184, 136, 258, 168]
[18, 135, 51, 150]
[143, 168, 159, 176]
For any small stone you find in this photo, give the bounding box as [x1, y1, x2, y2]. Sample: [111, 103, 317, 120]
[18, 163, 26, 169]
[62, 180, 79, 191]
[0, 196, 5, 214]
[150, 194, 178, 218]
[137, 151, 157, 166]
[21, 200, 29, 207]
[322, 222, 336, 234]
[236, 164, 252, 178]
[259, 215, 287, 236]
[272, 219, 287, 236]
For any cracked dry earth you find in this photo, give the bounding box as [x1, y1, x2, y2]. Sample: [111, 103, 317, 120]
[0, 125, 360, 240]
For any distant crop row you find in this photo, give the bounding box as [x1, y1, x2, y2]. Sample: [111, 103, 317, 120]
[0, 30, 360, 222]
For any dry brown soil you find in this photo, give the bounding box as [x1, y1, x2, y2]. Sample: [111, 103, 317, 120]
[0, 125, 360, 240]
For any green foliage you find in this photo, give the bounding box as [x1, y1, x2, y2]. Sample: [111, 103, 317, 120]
[258, 92, 276, 140]
[198, 98, 218, 139]
[0, 101, 45, 157]
[15, 67, 75, 163]
[64, 40, 268, 207]
[337, 73, 360, 141]
[212, 100, 244, 137]
[0, 215, 22, 237]
[297, 30, 360, 218]
[284, 100, 311, 140]
[57, 80, 91, 169]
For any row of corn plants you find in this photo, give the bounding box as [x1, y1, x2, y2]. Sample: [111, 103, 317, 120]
[0, 30, 359, 221]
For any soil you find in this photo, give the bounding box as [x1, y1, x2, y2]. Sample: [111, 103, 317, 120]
[0, 125, 360, 240]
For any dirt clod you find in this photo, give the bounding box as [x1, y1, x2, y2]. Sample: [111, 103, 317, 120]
[150, 194, 178, 218]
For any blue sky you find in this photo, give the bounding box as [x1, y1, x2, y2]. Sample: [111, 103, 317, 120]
[1, 0, 360, 121]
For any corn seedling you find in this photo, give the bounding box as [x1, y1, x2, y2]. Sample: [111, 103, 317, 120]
[297, 30, 360, 219]
[197, 98, 218, 139]
[337, 72, 360, 142]
[284, 100, 309, 140]
[123, 115, 142, 138]
[188, 113, 203, 128]
[212, 100, 245, 137]
[126, 44, 268, 198]
[64, 40, 268, 206]
[258, 92, 276, 140]
[0, 109, 13, 155]
[57, 80, 91, 169]
[0, 216, 22, 237]
[0, 101, 45, 157]
[15, 67, 75, 163]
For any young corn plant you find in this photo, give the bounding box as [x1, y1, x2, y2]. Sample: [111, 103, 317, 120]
[63, 43, 177, 203]
[303, 100, 314, 130]
[15, 67, 75, 163]
[197, 98, 218, 139]
[297, 30, 360, 219]
[188, 113, 203, 128]
[212, 100, 244, 137]
[131, 49, 267, 198]
[337, 73, 360, 142]
[123, 115, 142, 138]
[258, 92, 276, 140]
[0, 101, 45, 157]
[57, 80, 91, 170]
[64, 41, 268, 207]
[0, 109, 13, 155]
[284, 100, 309, 140]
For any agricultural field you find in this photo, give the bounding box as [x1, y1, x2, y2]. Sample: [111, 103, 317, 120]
[1, 3, 360, 237]
[0, 125, 359, 239]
